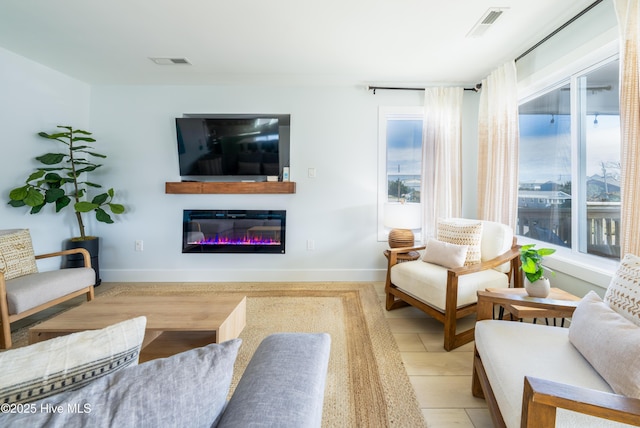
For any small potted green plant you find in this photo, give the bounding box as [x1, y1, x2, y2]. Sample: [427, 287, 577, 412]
[7, 126, 125, 284]
[519, 244, 556, 297]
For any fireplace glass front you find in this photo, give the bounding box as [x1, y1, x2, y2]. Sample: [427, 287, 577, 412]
[183, 210, 286, 254]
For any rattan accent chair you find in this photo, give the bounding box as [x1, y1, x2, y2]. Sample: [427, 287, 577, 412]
[0, 229, 95, 348]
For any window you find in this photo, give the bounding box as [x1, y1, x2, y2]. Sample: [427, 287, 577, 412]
[518, 57, 621, 260]
[377, 107, 423, 241]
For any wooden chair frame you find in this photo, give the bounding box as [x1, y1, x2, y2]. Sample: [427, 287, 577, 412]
[384, 238, 522, 351]
[0, 248, 95, 349]
[472, 290, 640, 427]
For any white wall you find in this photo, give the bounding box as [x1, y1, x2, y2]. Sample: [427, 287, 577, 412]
[0, 38, 619, 292]
[0, 47, 91, 270]
[86, 85, 479, 282]
[0, 44, 482, 282]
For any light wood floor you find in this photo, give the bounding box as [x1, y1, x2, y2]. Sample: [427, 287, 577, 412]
[11, 282, 491, 427]
[372, 282, 493, 428]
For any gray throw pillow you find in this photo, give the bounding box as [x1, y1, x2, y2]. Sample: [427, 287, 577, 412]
[0, 338, 242, 428]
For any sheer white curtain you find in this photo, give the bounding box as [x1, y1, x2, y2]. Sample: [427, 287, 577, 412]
[477, 61, 520, 229]
[421, 87, 464, 239]
[614, 0, 640, 256]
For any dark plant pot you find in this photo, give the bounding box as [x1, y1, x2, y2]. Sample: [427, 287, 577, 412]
[62, 237, 101, 286]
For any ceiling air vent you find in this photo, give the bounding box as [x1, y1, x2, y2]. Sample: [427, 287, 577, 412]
[149, 57, 191, 65]
[466, 8, 508, 38]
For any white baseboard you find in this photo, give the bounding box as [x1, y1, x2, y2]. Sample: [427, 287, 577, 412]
[100, 268, 387, 283]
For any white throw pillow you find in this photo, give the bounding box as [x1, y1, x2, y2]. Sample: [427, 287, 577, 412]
[0, 316, 147, 404]
[437, 219, 482, 266]
[569, 291, 640, 398]
[422, 238, 468, 269]
[604, 253, 640, 327]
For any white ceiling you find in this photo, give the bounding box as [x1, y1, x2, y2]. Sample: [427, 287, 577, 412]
[0, 0, 598, 86]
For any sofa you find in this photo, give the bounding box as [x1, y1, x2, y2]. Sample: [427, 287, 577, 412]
[472, 253, 640, 427]
[0, 316, 331, 428]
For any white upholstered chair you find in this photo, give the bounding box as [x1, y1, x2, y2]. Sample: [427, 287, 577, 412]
[473, 253, 640, 427]
[0, 229, 95, 348]
[384, 218, 522, 351]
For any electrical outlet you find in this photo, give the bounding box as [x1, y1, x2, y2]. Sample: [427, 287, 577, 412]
[308, 167, 317, 178]
[307, 239, 315, 250]
[135, 240, 143, 252]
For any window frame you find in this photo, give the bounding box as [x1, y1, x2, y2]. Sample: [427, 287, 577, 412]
[517, 53, 621, 283]
[377, 106, 424, 242]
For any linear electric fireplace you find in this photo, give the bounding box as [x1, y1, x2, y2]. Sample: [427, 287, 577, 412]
[183, 210, 286, 254]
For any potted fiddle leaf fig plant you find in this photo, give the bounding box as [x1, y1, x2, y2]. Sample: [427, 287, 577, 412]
[519, 244, 556, 297]
[7, 125, 125, 285]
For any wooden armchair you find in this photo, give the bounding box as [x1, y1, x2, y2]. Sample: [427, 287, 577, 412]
[385, 219, 522, 351]
[473, 290, 640, 427]
[0, 229, 95, 349]
[522, 376, 640, 428]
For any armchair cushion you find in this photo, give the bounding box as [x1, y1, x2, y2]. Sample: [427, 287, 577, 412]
[0, 229, 38, 281]
[421, 238, 468, 269]
[569, 291, 640, 399]
[390, 261, 509, 311]
[475, 320, 623, 428]
[437, 219, 483, 266]
[6, 268, 96, 314]
[479, 220, 514, 273]
[604, 253, 640, 327]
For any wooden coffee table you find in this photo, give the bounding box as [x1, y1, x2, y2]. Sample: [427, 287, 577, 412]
[29, 295, 246, 362]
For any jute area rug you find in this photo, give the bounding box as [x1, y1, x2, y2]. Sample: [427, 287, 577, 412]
[12, 282, 425, 427]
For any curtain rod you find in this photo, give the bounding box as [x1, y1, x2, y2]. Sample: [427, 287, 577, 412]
[515, 0, 603, 62]
[369, 1, 603, 94]
[367, 84, 482, 95]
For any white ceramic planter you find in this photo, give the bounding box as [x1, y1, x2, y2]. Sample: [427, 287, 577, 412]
[524, 277, 551, 298]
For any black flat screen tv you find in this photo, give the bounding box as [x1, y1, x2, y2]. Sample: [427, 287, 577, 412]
[175, 114, 290, 181]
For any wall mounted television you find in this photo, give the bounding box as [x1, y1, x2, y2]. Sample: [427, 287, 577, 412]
[175, 114, 290, 181]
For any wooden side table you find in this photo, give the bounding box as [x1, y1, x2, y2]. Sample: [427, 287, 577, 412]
[484, 287, 581, 326]
[383, 249, 420, 263]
